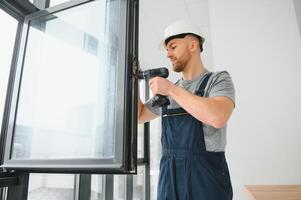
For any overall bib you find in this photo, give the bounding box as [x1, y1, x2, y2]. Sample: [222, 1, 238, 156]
[157, 73, 233, 200]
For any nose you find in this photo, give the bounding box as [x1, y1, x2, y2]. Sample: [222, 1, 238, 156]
[166, 50, 172, 59]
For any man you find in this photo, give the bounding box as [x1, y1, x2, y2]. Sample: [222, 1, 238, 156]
[138, 20, 235, 200]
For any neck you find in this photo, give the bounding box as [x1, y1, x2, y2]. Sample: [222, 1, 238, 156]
[182, 54, 206, 80]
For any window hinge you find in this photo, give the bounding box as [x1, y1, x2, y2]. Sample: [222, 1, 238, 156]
[132, 56, 141, 78]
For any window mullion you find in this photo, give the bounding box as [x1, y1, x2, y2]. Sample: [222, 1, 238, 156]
[104, 175, 113, 200]
[126, 175, 133, 200]
[6, 172, 29, 200]
[77, 174, 91, 200]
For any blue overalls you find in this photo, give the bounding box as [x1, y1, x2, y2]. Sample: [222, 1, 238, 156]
[157, 73, 233, 200]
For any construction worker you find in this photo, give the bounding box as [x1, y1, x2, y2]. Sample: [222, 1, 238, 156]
[138, 20, 235, 200]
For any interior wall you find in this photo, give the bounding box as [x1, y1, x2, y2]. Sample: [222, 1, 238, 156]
[139, 0, 213, 83]
[209, 0, 301, 199]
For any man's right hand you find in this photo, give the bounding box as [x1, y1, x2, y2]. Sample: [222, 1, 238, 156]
[137, 97, 159, 124]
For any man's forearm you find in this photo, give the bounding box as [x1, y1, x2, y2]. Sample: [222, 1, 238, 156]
[168, 85, 233, 128]
[137, 84, 159, 124]
[137, 83, 143, 118]
[138, 95, 143, 118]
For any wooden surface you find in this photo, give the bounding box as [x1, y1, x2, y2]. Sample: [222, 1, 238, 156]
[245, 185, 301, 200]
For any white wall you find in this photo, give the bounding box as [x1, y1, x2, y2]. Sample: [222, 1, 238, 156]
[139, 0, 213, 83]
[209, 0, 301, 199]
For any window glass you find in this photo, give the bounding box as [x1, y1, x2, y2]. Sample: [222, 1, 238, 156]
[28, 174, 75, 200]
[0, 10, 17, 134]
[137, 124, 144, 158]
[11, 0, 125, 161]
[50, 0, 71, 7]
[149, 117, 161, 200]
[30, 0, 72, 8]
[113, 175, 126, 200]
[90, 175, 105, 200]
[137, 81, 146, 159]
[133, 166, 145, 200]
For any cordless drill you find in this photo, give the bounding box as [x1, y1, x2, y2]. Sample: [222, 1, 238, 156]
[137, 68, 170, 108]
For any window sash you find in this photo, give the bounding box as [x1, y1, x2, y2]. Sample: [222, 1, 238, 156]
[1, 0, 138, 174]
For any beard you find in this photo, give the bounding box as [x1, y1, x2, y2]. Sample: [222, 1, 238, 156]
[171, 53, 190, 72]
[172, 61, 185, 72]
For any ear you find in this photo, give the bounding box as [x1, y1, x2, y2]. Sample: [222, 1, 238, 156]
[189, 40, 198, 52]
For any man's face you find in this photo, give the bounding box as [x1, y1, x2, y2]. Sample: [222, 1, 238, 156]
[166, 37, 191, 72]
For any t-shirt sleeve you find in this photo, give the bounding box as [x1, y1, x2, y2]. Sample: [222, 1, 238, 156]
[208, 71, 236, 107]
[145, 97, 161, 116]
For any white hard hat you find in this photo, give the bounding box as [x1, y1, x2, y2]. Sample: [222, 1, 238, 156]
[160, 20, 205, 51]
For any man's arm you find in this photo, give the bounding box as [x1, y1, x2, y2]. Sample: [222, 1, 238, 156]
[137, 87, 159, 124]
[169, 86, 234, 128]
[149, 77, 234, 128]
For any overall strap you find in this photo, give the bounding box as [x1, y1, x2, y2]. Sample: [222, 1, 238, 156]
[195, 72, 213, 97]
[161, 106, 168, 116]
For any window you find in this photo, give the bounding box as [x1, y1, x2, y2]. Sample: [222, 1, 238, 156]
[28, 174, 75, 200]
[0, 10, 17, 136]
[90, 175, 105, 200]
[49, 0, 72, 7]
[13, 0, 121, 161]
[1, 0, 138, 174]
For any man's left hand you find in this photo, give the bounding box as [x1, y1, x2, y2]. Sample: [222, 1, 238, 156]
[149, 77, 174, 96]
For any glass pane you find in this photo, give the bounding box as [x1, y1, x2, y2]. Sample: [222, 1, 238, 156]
[149, 117, 161, 200]
[133, 166, 145, 200]
[113, 175, 126, 200]
[137, 124, 144, 158]
[28, 174, 75, 200]
[50, 0, 71, 7]
[30, 0, 71, 7]
[137, 82, 146, 159]
[0, 10, 17, 134]
[91, 175, 105, 200]
[11, 0, 125, 161]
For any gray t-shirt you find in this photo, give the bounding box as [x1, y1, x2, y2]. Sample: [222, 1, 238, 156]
[145, 69, 235, 152]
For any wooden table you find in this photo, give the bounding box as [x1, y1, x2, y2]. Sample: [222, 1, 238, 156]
[245, 185, 301, 200]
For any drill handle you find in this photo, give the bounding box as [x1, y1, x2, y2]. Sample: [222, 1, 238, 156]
[151, 94, 170, 108]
